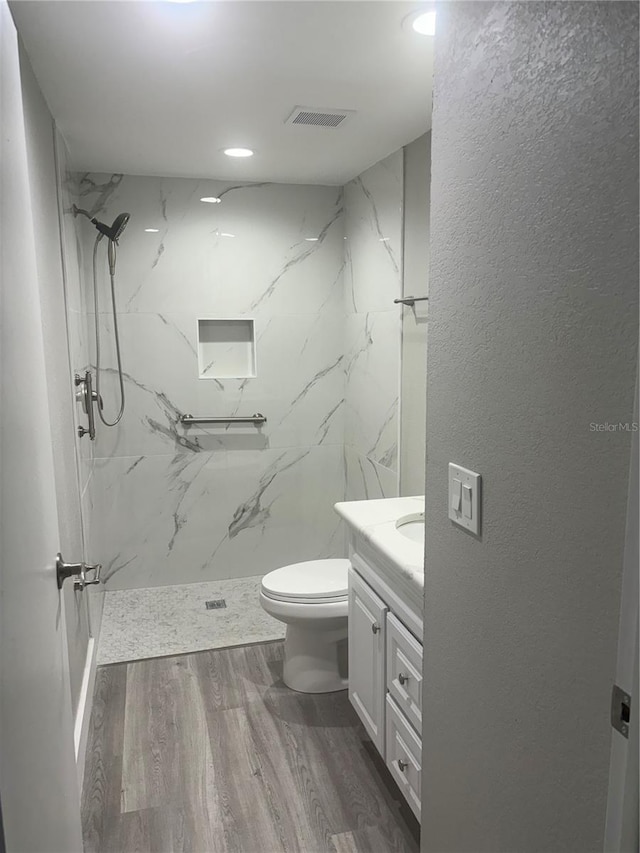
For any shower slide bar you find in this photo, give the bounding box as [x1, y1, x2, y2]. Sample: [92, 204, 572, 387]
[179, 413, 267, 426]
[394, 296, 429, 306]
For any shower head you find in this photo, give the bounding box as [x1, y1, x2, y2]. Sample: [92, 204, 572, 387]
[110, 212, 130, 241]
[72, 206, 131, 243]
[94, 212, 130, 242]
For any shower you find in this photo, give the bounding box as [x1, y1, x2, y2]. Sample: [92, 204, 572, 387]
[72, 206, 130, 426]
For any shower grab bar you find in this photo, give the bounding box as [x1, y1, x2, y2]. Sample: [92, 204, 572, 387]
[394, 296, 429, 306]
[179, 413, 267, 426]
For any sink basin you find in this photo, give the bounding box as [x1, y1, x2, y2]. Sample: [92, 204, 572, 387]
[395, 512, 425, 546]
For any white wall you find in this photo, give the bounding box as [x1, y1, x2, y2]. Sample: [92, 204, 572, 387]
[18, 43, 91, 718]
[422, 3, 638, 851]
[400, 133, 430, 496]
[76, 174, 346, 589]
[344, 149, 403, 500]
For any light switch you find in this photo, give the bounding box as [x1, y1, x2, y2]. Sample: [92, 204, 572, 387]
[451, 478, 462, 512]
[448, 463, 481, 535]
[462, 484, 472, 518]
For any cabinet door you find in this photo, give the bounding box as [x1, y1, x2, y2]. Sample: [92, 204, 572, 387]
[348, 567, 388, 755]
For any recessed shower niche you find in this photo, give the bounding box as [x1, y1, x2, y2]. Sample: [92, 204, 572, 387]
[197, 318, 257, 379]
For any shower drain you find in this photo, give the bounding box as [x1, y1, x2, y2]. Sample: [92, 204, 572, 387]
[205, 599, 227, 610]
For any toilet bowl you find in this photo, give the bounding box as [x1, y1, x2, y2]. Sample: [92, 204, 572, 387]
[260, 558, 350, 694]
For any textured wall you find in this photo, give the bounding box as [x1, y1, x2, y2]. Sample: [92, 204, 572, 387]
[76, 175, 346, 589]
[422, 3, 638, 851]
[400, 133, 430, 496]
[344, 150, 403, 500]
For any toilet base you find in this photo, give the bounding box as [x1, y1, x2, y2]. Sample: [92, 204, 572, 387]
[283, 624, 348, 694]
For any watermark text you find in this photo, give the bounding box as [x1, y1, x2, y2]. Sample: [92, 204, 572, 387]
[590, 422, 638, 432]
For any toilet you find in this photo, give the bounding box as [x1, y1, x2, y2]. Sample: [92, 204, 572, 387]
[260, 558, 350, 694]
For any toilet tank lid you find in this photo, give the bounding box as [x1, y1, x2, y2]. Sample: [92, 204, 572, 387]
[262, 559, 350, 601]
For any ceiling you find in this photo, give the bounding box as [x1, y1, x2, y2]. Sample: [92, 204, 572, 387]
[11, 0, 434, 185]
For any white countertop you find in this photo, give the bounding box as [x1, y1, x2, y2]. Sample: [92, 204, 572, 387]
[334, 496, 425, 595]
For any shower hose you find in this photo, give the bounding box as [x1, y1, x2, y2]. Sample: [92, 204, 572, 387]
[92, 235, 125, 426]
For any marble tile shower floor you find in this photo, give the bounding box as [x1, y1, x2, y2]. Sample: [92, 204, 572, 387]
[97, 576, 285, 664]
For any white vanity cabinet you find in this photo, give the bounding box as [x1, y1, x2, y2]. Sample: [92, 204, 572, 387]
[335, 496, 425, 823]
[347, 551, 424, 822]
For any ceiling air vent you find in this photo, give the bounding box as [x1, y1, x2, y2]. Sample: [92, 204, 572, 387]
[285, 106, 355, 129]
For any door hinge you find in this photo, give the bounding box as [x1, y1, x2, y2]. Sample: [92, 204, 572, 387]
[611, 684, 631, 739]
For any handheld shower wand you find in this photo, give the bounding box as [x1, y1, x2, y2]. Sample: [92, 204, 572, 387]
[73, 206, 130, 274]
[72, 205, 131, 426]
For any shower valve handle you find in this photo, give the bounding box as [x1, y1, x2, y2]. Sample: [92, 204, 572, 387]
[75, 562, 102, 591]
[56, 553, 102, 590]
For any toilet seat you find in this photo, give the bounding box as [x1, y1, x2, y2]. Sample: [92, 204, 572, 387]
[261, 558, 349, 604]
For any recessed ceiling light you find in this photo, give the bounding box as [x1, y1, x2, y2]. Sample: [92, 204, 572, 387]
[411, 10, 436, 36]
[305, 237, 319, 242]
[200, 196, 221, 204]
[145, 228, 160, 233]
[220, 233, 235, 238]
[223, 148, 254, 158]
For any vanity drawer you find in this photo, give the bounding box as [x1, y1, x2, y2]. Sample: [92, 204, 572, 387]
[385, 695, 422, 821]
[386, 612, 423, 734]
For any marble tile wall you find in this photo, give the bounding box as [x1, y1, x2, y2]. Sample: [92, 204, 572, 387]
[75, 175, 347, 589]
[343, 150, 403, 500]
[400, 133, 430, 496]
[72, 151, 404, 592]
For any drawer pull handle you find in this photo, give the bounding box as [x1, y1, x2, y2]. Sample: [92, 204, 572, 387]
[372, 622, 380, 634]
[398, 672, 409, 686]
[397, 759, 408, 772]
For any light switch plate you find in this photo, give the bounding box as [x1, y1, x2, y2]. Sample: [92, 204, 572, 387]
[448, 463, 481, 535]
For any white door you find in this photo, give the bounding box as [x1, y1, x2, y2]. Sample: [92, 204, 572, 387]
[348, 567, 388, 754]
[0, 3, 83, 850]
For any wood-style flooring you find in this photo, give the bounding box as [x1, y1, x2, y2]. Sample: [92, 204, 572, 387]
[82, 641, 420, 853]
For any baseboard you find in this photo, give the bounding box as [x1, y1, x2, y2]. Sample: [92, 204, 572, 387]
[74, 635, 98, 793]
